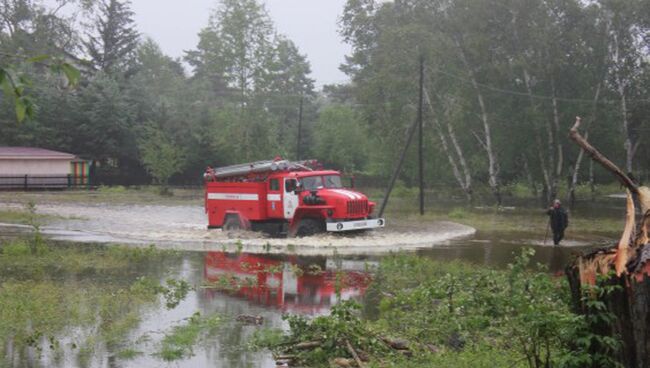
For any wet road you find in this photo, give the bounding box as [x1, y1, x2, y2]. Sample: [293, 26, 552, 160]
[3, 203, 476, 255]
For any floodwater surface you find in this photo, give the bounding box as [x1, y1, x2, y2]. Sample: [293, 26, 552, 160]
[0, 247, 375, 368]
[3, 202, 477, 255]
[0, 195, 625, 367]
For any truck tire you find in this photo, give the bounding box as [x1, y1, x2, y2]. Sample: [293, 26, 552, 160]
[296, 218, 324, 237]
[223, 215, 241, 231]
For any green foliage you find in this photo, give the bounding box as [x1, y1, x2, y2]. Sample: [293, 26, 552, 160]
[25, 201, 45, 254]
[138, 122, 186, 192]
[84, 0, 140, 73]
[257, 250, 599, 367]
[447, 207, 467, 219]
[247, 328, 285, 351]
[0, 239, 178, 280]
[158, 278, 192, 309]
[559, 274, 623, 368]
[115, 348, 142, 359]
[264, 300, 391, 367]
[392, 182, 419, 198]
[97, 185, 129, 194]
[2, 0, 648, 198]
[0, 58, 79, 122]
[313, 105, 368, 172]
[157, 312, 222, 361]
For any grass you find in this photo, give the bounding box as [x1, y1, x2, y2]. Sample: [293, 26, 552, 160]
[115, 348, 142, 359]
[0, 208, 64, 225]
[0, 240, 179, 279]
[381, 194, 624, 240]
[157, 312, 222, 361]
[0, 186, 203, 206]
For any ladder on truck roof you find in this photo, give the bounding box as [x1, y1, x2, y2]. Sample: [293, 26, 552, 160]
[210, 159, 316, 179]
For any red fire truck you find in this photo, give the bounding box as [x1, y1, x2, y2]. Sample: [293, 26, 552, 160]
[203, 158, 385, 236]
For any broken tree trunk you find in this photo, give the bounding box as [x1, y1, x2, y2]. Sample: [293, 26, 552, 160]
[566, 116, 650, 367]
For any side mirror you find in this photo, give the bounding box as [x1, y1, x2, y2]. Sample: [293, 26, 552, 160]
[294, 182, 303, 194]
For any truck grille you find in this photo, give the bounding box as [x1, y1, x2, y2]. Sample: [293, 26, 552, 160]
[347, 200, 368, 216]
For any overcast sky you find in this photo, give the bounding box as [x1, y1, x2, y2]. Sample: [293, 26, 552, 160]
[128, 0, 351, 87]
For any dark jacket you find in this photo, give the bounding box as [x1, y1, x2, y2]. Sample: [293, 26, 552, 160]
[547, 207, 569, 232]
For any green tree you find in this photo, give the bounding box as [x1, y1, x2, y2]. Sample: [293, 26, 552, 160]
[187, 0, 274, 100]
[265, 37, 315, 155]
[313, 105, 367, 172]
[84, 0, 139, 73]
[138, 122, 185, 194]
[185, 0, 315, 164]
[0, 0, 83, 122]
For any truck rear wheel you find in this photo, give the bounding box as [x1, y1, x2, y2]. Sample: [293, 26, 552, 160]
[223, 215, 241, 231]
[295, 218, 324, 237]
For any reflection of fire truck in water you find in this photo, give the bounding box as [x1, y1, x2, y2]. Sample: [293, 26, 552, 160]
[203, 252, 373, 314]
[203, 158, 385, 236]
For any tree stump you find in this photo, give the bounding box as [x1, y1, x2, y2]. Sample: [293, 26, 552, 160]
[566, 116, 650, 367]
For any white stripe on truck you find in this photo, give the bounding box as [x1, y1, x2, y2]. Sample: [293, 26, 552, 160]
[207, 193, 259, 201]
[331, 189, 362, 199]
[267, 194, 281, 201]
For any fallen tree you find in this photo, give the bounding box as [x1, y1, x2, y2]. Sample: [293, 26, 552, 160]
[566, 116, 650, 367]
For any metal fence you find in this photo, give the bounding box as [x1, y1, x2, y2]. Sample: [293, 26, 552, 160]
[0, 175, 91, 190]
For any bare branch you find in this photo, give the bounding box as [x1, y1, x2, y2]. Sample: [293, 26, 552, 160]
[569, 116, 638, 194]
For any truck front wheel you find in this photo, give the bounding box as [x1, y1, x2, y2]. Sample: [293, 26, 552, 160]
[295, 218, 324, 237]
[223, 215, 241, 231]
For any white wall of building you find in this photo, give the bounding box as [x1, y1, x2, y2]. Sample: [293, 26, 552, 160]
[0, 159, 71, 175]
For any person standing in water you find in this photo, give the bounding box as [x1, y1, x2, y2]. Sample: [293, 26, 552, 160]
[547, 199, 569, 245]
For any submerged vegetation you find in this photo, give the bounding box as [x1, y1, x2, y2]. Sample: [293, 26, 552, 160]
[0, 235, 196, 367]
[157, 312, 222, 361]
[254, 250, 620, 367]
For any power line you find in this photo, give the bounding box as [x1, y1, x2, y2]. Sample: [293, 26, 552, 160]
[426, 65, 650, 105]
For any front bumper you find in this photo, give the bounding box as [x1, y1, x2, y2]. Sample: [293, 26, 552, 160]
[326, 218, 386, 232]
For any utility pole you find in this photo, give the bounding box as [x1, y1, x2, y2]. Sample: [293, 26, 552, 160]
[418, 55, 425, 215]
[378, 55, 426, 219]
[297, 95, 304, 160]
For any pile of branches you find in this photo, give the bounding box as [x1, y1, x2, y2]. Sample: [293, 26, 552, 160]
[266, 301, 415, 367]
[566, 117, 650, 367]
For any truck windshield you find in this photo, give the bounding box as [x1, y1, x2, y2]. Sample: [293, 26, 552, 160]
[300, 176, 323, 191]
[323, 175, 343, 188]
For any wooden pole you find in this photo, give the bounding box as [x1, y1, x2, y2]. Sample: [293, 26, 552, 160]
[418, 55, 425, 215]
[297, 95, 304, 160]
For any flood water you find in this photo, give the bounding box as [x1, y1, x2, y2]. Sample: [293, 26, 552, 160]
[0, 247, 376, 368]
[0, 196, 624, 367]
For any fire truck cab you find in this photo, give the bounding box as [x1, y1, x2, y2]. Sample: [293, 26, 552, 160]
[204, 159, 385, 236]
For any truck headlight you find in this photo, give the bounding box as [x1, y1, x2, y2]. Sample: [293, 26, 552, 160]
[336, 223, 343, 230]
